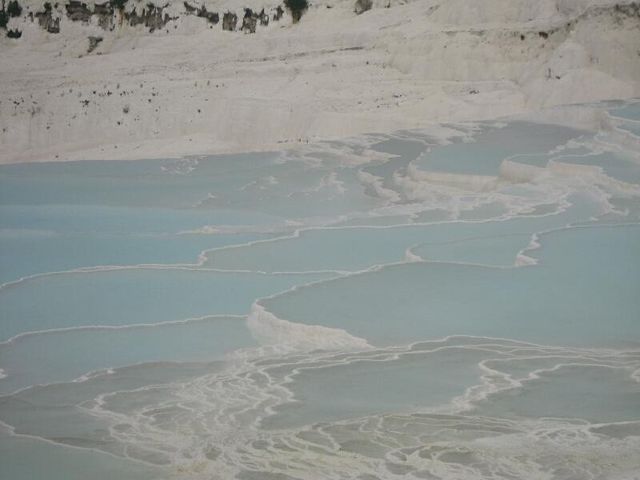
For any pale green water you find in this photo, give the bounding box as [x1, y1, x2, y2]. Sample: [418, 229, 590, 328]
[0, 425, 162, 480]
[261, 226, 640, 348]
[411, 233, 532, 266]
[0, 316, 255, 393]
[0, 101, 639, 480]
[0, 269, 332, 340]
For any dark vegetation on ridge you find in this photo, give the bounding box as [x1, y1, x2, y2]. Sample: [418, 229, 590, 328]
[7, 0, 22, 16]
[1, 0, 22, 34]
[284, 0, 308, 23]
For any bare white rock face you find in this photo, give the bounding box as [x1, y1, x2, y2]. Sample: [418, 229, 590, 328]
[0, 0, 639, 163]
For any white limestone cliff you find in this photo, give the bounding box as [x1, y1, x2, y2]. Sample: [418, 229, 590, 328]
[0, 0, 638, 163]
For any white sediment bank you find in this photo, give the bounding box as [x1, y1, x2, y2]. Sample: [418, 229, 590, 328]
[0, 0, 639, 164]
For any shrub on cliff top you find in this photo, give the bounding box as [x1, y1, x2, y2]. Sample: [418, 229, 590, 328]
[284, 0, 307, 23]
[0, 10, 8, 28]
[110, 0, 127, 10]
[7, 0, 21, 17]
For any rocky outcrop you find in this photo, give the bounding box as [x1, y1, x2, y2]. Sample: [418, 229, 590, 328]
[184, 2, 218, 24]
[87, 35, 102, 52]
[125, 4, 175, 32]
[35, 3, 60, 33]
[65, 0, 92, 22]
[93, 2, 114, 29]
[232, 4, 276, 28]
[273, 4, 283, 20]
[3, 0, 291, 37]
[259, 8, 268, 25]
[241, 8, 269, 32]
[62, 0, 176, 33]
[222, 11, 237, 30]
[183, 1, 196, 13]
[354, 0, 372, 15]
[64, 0, 115, 30]
[201, 9, 218, 23]
[241, 8, 257, 32]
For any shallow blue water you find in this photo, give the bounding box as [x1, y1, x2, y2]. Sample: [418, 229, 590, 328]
[0, 316, 256, 393]
[0, 228, 270, 285]
[1, 101, 639, 480]
[610, 103, 640, 121]
[0, 269, 332, 340]
[413, 121, 586, 175]
[261, 225, 640, 348]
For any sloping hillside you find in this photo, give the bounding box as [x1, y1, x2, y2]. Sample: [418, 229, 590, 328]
[0, 0, 639, 163]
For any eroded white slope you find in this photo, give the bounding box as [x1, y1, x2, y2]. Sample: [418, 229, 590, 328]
[0, 0, 638, 163]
